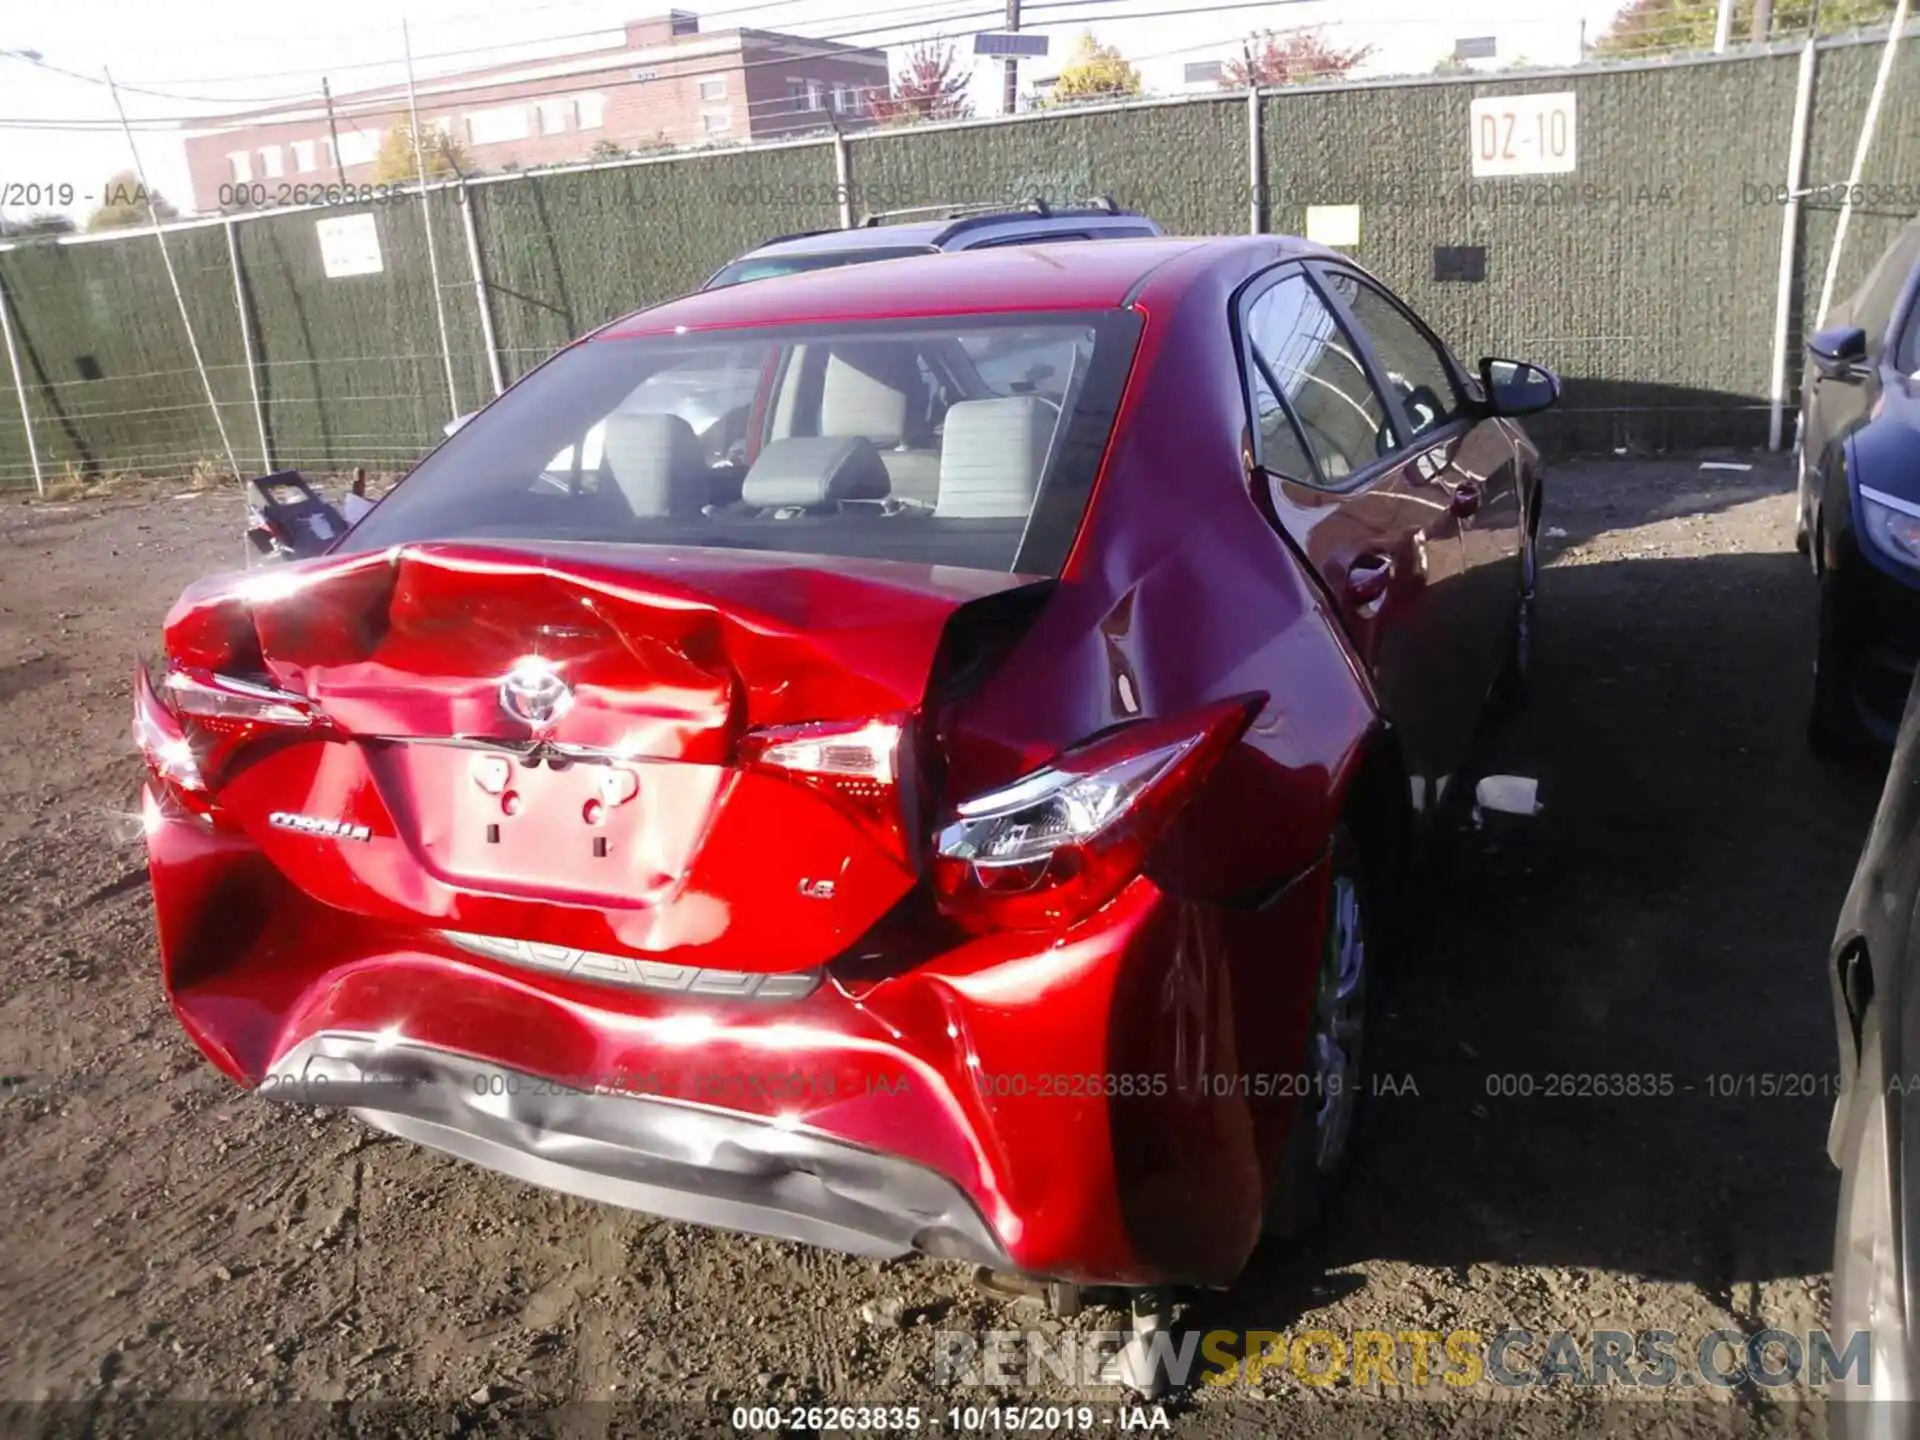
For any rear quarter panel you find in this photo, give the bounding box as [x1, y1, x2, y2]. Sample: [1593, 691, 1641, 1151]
[929, 240, 1382, 1278]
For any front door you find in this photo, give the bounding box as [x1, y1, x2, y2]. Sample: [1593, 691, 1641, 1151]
[1236, 265, 1481, 797]
[1313, 264, 1528, 717]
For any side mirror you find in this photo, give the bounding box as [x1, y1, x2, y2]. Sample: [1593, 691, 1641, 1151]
[443, 411, 476, 438]
[1478, 357, 1562, 418]
[1808, 325, 1869, 382]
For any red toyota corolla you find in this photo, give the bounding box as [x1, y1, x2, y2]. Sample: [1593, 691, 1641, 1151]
[134, 237, 1556, 1322]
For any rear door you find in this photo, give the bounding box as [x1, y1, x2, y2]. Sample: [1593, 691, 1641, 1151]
[1313, 263, 1526, 713]
[1236, 265, 1481, 795]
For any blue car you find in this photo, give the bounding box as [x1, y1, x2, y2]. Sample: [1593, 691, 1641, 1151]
[1801, 216, 1920, 752]
[701, 197, 1163, 289]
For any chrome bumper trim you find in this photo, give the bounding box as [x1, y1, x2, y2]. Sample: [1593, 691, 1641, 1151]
[262, 1032, 1008, 1266]
[440, 930, 821, 1001]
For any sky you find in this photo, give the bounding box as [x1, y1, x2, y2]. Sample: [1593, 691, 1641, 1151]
[0, 0, 1632, 222]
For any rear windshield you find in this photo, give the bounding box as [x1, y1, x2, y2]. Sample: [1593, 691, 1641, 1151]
[340, 310, 1143, 578]
[705, 245, 937, 288]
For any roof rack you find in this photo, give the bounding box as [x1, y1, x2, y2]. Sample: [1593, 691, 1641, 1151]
[856, 194, 1128, 227]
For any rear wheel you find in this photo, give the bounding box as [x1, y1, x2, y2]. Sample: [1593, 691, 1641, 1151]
[1264, 826, 1370, 1240]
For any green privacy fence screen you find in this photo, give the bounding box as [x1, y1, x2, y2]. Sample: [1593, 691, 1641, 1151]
[0, 27, 1914, 489]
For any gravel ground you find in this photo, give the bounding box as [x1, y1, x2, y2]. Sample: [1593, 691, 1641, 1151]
[0, 452, 1885, 1438]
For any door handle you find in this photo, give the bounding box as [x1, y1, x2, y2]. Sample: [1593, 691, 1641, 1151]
[1451, 482, 1483, 517]
[1347, 553, 1394, 605]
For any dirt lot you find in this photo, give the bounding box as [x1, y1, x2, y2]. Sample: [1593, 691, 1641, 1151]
[0, 453, 1887, 1437]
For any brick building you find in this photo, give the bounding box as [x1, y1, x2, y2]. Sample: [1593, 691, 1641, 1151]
[179, 12, 889, 214]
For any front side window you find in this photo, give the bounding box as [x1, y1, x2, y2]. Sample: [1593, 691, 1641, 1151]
[1243, 273, 1394, 484]
[342, 311, 1143, 579]
[1321, 271, 1463, 441]
[1851, 227, 1920, 355]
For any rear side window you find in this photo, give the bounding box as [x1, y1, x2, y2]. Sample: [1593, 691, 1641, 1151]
[1243, 273, 1394, 484]
[342, 311, 1144, 579]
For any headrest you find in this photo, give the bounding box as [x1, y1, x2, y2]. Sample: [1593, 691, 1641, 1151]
[600, 411, 708, 517]
[741, 435, 891, 510]
[819, 344, 920, 444]
[934, 396, 1058, 518]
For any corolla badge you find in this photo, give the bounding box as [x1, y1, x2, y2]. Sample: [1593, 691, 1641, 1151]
[270, 811, 372, 842]
[499, 656, 573, 730]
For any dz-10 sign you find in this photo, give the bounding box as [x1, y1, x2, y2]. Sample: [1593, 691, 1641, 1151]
[1470, 92, 1577, 177]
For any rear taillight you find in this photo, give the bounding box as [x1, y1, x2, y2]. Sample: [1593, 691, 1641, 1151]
[163, 668, 322, 730]
[132, 665, 208, 798]
[133, 662, 325, 801]
[740, 715, 917, 865]
[933, 696, 1262, 932]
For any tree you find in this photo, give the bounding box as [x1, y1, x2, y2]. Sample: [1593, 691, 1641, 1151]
[372, 120, 471, 185]
[0, 212, 75, 239]
[867, 41, 973, 124]
[1049, 33, 1141, 104]
[1221, 27, 1376, 87]
[1431, 53, 1474, 74]
[1593, 0, 1898, 55]
[84, 173, 179, 231]
[586, 139, 628, 161]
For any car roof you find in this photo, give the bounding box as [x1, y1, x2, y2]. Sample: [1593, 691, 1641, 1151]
[602, 235, 1337, 338]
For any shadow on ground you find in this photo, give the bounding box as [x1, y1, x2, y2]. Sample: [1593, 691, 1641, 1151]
[1193, 460, 1884, 1349]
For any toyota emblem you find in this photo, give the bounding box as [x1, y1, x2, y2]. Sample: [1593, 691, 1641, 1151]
[499, 656, 573, 730]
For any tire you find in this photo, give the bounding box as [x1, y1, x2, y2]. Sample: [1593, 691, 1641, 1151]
[1493, 514, 1538, 716]
[1264, 825, 1372, 1240]
[1810, 568, 1871, 758]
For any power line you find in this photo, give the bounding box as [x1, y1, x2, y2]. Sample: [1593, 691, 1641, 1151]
[0, 0, 1841, 134]
[0, 0, 1318, 131]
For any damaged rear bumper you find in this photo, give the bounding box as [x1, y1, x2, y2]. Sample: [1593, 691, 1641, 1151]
[266, 1031, 1010, 1265]
[148, 783, 1329, 1287]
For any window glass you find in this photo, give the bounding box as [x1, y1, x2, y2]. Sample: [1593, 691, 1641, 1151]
[1849, 226, 1920, 350]
[1322, 272, 1463, 441]
[545, 345, 767, 480]
[1243, 273, 1393, 483]
[343, 314, 1142, 580]
[958, 328, 1081, 402]
[1899, 287, 1920, 377]
[704, 246, 936, 288]
[1249, 368, 1317, 482]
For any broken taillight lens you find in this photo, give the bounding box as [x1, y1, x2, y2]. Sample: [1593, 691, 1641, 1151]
[740, 715, 916, 865]
[163, 668, 322, 731]
[133, 663, 326, 800]
[933, 696, 1262, 932]
[132, 665, 207, 798]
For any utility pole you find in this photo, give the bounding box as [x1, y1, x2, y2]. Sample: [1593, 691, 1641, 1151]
[1003, 0, 1020, 115]
[404, 20, 462, 423]
[322, 76, 348, 186]
[104, 66, 241, 490]
[1751, 0, 1775, 43]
